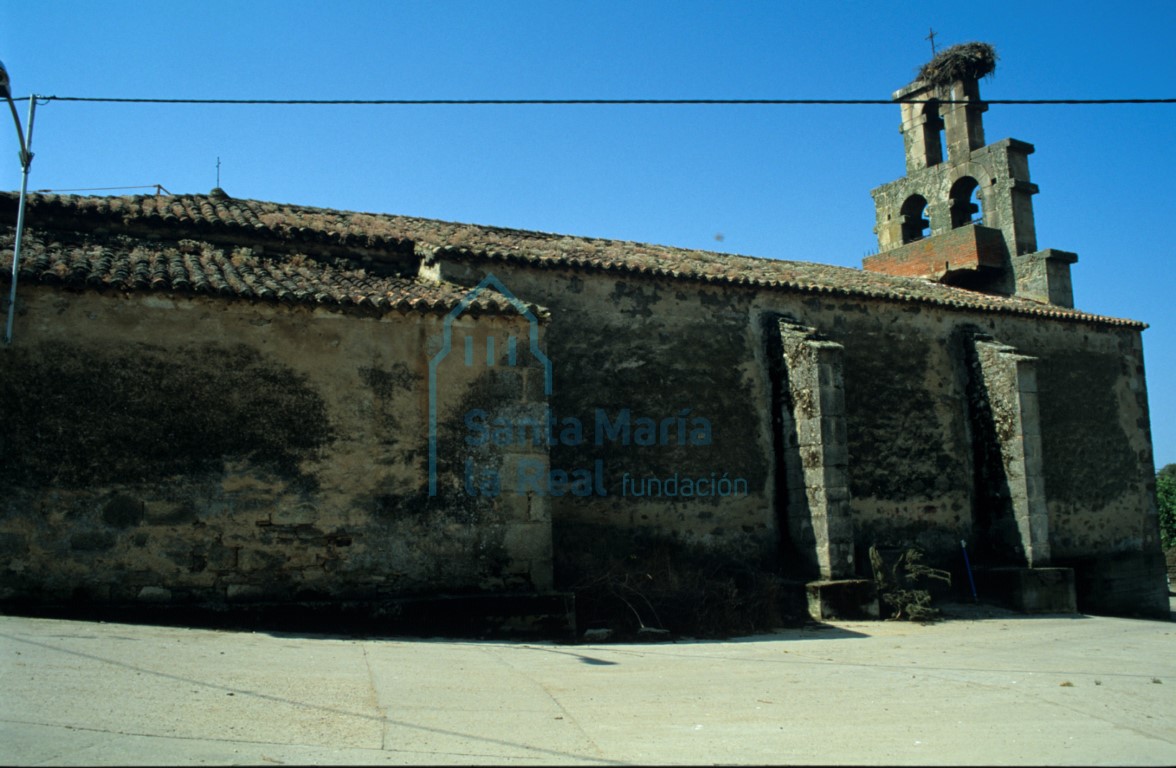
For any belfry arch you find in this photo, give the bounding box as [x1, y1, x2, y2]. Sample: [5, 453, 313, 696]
[949, 176, 983, 228]
[866, 42, 1078, 307]
[900, 194, 931, 243]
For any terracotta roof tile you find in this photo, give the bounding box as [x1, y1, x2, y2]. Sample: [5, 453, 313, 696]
[418, 234, 1143, 330]
[0, 191, 1143, 328]
[0, 227, 520, 316]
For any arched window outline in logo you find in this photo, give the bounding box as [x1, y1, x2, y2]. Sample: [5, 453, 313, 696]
[427, 273, 553, 496]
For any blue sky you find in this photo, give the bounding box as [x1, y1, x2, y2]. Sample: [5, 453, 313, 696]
[2, 1, 1174, 468]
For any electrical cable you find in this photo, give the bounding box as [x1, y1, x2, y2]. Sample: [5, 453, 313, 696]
[11, 96, 1176, 106]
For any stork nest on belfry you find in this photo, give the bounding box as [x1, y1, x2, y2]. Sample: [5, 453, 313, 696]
[917, 42, 998, 86]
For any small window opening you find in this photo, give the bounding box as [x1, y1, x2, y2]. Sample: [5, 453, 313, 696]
[922, 100, 944, 167]
[949, 177, 983, 228]
[900, 195, 931, 243]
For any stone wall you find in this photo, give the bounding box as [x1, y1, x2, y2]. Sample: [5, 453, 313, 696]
[773, 295, 976, 567]
[3, 260, 1165, 621]
[434, 260, 779, 570]
[433, 257, 1166, 617]
[1027, 329, 1166, 615]
[760, 290, 1167, 616]
[0, 287, 553, 607]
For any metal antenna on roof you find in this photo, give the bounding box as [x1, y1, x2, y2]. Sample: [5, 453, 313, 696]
[216, 156, 221, 188]
[926, 27, 938, 55]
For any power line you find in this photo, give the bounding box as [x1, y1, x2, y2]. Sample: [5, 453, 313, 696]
[13, 95, 1176, 106]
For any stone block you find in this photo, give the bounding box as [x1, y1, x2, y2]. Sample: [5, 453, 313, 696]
[502, 522, 554, 564]
[1021, 434, 1041, 462]
[822, 465, 848, 489]
[272, 503, 318, 526]
[226, 584, 269, 603]
[499, 453, 546, 497]
[803, 486, 828, 511]
[805, 579, 880, 621]
[819, 389, 845, 417]
[791, 388, 818, 419]
[293, 546, 333, 570]
[1016, 364, 1038, 394]
[240, 548, 290, 572]
[799, 445, 824, 470]
[70, 531, 116, 552]
[817, 361, 843, 389]
[977, 567, 1076, 614]
[796, 416, 847, 452]
[101, 494, 145, 528]
[826, 417, 848, 447]
[1019, 394, 1040, 424]
[824, 514, 855, 539]
[206, 544, 240, 571]
[821, 443, 849, 468]
[796, 417, 823, 447]
[136, 586, 173, 603]
[821, 485, 851, 504]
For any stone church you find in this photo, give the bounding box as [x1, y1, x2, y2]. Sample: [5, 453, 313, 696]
[0, 46, 1167, 632]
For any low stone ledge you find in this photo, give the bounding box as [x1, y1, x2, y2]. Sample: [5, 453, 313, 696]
[136, 586, 173, 603]
[976, 566, 1077, 614]
[805, 579, 879, 621]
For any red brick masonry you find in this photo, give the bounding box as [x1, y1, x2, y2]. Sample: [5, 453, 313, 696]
[864, 224, 1006, 280]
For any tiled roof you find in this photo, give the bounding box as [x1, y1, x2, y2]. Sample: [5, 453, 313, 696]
[426, 244, 1144, 328]
[0, 227, 518, 316]
[0, 191, 1144, 328]
[2, 191, 416, 255]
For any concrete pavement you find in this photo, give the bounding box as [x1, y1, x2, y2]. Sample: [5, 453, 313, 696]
[2, 601, 1175, 765]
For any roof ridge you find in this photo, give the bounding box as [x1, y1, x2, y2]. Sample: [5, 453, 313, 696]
[0, 192, 1144, 329]
[427, 245, 1143, 329]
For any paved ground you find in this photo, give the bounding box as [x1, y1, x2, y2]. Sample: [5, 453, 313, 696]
[2, 601, 1174, 766]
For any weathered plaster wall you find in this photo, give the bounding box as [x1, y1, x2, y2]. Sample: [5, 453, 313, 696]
[763, 290, 1165, 615]
[1009, 324, 1166, 615]
[766, 295, 975, 565]
[435, 260, 780, 577]
[435, 257, 1166, 616]
[7, 261, 1160, 619]
[0, 287, 552, 606]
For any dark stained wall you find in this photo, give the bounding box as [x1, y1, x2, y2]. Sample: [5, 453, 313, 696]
[437, 256, 1165, 616]
[436, 260, 779, 564]
[0, 287, 553, 606]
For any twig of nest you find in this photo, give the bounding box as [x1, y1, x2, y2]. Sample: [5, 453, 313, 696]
[918, 42, 998, 86]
